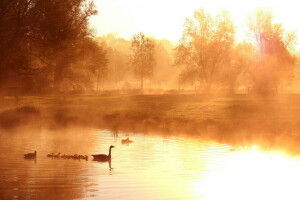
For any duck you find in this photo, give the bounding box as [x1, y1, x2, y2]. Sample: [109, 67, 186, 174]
[24, 151, 37, 159]
[92, 145, 115, 161]
[121, 138, 133, 144]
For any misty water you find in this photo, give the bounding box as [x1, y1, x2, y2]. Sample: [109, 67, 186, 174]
[1, 129, 300, 200]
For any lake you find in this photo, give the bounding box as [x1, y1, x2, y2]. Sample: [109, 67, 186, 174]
[1, 128, 300, 200]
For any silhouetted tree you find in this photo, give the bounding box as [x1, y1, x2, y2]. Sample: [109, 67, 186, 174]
[130, 33, 155, 91]
[175, 9, 235, 91]
[0, 0, 98, 97]
[32, 0, 97, 91]
[61, 38, 107, 91]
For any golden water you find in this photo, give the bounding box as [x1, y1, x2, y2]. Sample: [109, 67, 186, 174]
[1, 129, 300, 200]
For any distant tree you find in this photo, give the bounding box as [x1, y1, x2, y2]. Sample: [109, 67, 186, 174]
[130, 33, 156, 90]
[248, 8, 297, 93]
[218, 42, 255, 93]
[175, 9, 235, 91]
[99, 34, 132, 89]
[151, 40, 176, 89]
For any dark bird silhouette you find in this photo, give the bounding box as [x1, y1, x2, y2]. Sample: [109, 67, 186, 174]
[121, 138, 133, 144]
[92, 145, 115, 161]
[24, 151, 37, 159]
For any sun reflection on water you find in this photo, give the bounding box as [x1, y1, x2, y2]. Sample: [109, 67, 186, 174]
[192, 147, 300, 200]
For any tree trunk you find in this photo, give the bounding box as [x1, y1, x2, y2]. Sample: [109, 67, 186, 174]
[140, 71, 143, 91]
[54, 58, 67, 92]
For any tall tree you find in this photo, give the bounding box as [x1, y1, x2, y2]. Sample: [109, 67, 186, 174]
[32, 0, 97, 91]
[130, 33, 155, 91]
[175, 9, 235, 91]
[248, 8, 297, 93]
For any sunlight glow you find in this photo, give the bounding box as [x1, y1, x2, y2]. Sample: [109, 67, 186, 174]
[91, 0, 300, 47]
[197, 149, 300, 200]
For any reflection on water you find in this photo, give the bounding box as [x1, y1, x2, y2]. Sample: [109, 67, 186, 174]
[1, 129, 300, 200]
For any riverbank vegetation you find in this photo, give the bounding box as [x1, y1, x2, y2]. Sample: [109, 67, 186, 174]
[1, 1, 300, 154]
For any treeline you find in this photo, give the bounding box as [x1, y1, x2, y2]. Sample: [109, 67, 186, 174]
[175, 8, 299, 94]
[100, 8, 300, 94]
[0, 2, 299, 96]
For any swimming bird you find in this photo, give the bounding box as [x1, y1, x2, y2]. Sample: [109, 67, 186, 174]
[92, 145, 115, 161]
[121, 138, 133, 144]
[24, 151, 37, 159]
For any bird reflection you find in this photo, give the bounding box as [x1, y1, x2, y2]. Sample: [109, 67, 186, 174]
[24, 157, 37, 164]
[92, 159, 113, 174]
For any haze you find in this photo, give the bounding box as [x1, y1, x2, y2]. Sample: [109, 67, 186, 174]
[2, 1, 300, 200]
[92, 0, 300, 46]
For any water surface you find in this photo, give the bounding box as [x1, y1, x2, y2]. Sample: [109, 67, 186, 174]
[1, 129, 300, 200]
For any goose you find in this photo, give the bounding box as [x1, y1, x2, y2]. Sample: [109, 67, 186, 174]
[24, 151, 37, 159]
[121, 138, 133, 144]
[92, 145, 115, 161]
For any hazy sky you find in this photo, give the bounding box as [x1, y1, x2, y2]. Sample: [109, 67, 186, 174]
[91, 0, 300, 46]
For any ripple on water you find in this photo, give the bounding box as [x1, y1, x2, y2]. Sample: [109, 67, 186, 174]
[1, 129, 300, 200]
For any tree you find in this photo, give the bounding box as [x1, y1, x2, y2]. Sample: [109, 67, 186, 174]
[218, 42, 255, 93]
[32, 0, 97, 91]
[130, 33, 155, 90]
[0, 0, 98, 97]
[175, 9, 235, 91]
[99, 34, 132, 90]
[61, 38, 107, 91]
[248, 8, 297, 93]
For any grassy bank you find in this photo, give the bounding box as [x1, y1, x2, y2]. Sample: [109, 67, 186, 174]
[1, 94, 300, 153]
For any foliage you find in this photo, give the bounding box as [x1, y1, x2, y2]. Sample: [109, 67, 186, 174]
[0, 0, 106, 95]
[248, 8, 297, 93]
[175, 9, 235, 91]
[130, 33, 156, 90]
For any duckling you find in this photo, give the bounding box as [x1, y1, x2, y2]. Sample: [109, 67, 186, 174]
[122, 138, 133, 144]
[47, 153, 54, 157]
[80, 155, 88, 160]
[24, 151, 37, 159]
[65, 154, 71, 159]
[53, 152, 61, 158]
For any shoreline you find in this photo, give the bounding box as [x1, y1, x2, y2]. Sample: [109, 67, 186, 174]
[1, 93, 300, 154]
